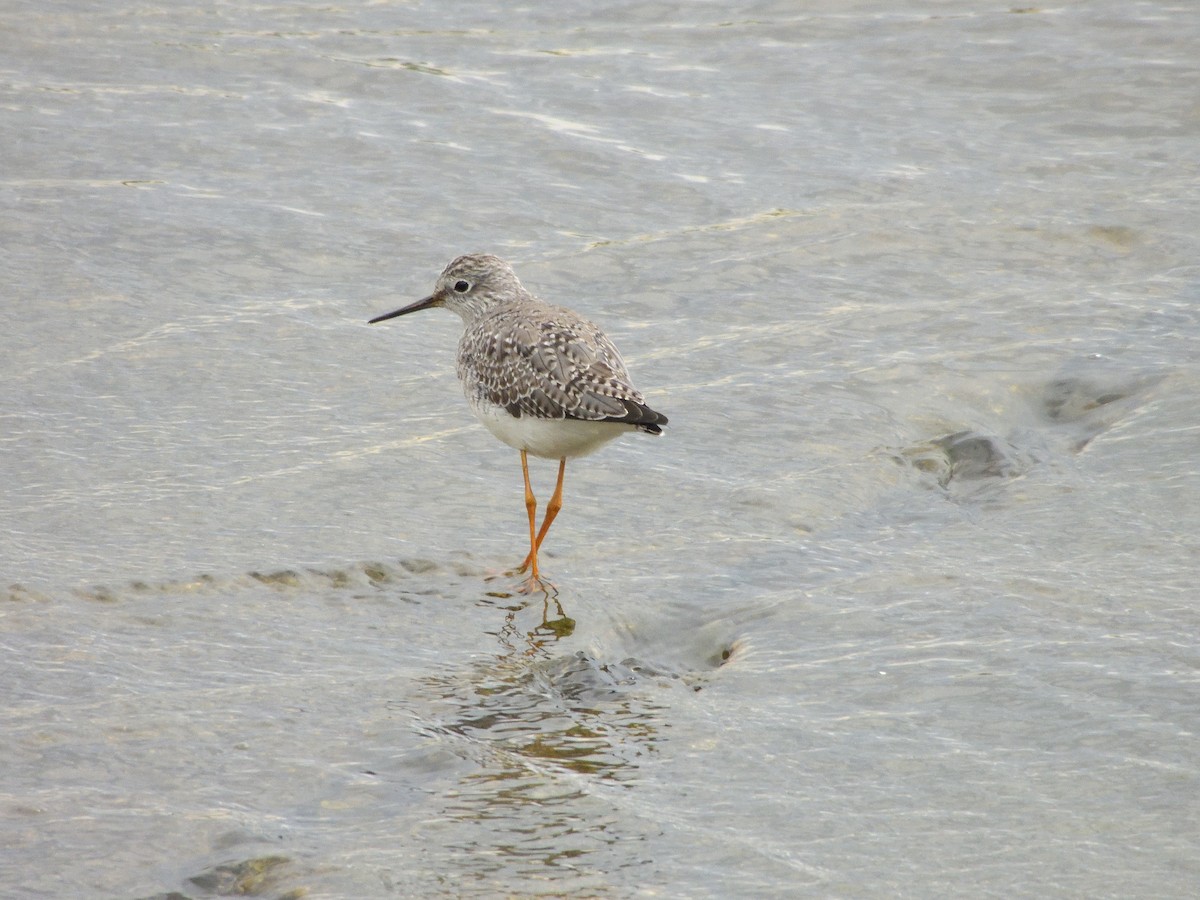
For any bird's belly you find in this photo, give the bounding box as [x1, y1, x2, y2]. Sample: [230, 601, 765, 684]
[468, 400, 629, 460]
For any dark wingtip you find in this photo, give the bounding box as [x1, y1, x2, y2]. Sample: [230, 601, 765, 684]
[565, 399, 667, 431]
[627, 401, 667, 433]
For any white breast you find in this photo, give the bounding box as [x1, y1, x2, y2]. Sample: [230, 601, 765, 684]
[467, 396, 633, 460]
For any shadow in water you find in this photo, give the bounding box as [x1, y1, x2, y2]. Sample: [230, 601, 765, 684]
[481, 583, 576, 645]
[388, 585, 721, 889]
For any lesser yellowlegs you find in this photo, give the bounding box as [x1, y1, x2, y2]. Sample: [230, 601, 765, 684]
[369, 254, 667, 591]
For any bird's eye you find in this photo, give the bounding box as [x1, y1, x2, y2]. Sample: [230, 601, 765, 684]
[454, 280, 471, 293]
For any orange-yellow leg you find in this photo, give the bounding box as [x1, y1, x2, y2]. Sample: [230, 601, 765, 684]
[515, 456, 567, 584]
[519, 450, 541, 588]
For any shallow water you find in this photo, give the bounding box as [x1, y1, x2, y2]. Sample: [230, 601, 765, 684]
[3, 1, 1199, 897]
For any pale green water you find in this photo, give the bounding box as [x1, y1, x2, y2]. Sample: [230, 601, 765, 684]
[2, 2, 1199, 897]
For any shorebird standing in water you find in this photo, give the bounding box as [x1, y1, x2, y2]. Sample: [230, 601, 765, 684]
[369, 254, 667, 592]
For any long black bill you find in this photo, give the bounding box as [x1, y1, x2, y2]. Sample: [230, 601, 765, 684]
[368, 295, 438, 324]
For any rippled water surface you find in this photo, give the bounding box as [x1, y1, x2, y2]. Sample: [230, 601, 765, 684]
[3, 2, 1199, 897]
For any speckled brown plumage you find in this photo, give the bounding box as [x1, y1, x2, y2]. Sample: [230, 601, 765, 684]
[458, 295, 666, 430]
[371, 253, 666, 444]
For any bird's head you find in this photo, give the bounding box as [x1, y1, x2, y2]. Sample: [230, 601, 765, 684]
[368, 253, 527, 325]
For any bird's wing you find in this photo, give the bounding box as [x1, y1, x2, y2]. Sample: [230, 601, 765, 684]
[461, 307, 654, 424]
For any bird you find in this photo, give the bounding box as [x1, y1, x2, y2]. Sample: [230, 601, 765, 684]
[368, 253, 667, 592]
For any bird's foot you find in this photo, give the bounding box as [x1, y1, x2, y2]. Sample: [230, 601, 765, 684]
[515, 571, 555, 596]
[506, 551, 555, 594]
